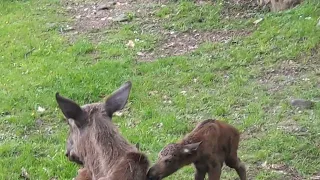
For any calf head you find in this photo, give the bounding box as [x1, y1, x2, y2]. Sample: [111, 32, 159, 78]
[147, 142, 202, 180]
[55, 81, 132, 165]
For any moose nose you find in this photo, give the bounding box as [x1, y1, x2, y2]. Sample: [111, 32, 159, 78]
[147, 168, 160, 180]
[65, 151, 70, 157]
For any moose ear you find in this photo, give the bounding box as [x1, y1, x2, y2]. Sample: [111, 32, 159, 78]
[182, 142, 202, 154]
[105, 81, 132, 117]
[55, 93, 87, 127]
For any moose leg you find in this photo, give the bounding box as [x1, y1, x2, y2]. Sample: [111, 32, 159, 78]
[194, 162, 208, 180]
[225, 156, 246, 180]
[207, 163, 221, 180]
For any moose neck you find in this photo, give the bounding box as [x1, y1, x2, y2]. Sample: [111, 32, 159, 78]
[83, 116, 136, 179]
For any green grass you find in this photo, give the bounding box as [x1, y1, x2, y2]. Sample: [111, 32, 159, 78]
[1, 0, 320, 179]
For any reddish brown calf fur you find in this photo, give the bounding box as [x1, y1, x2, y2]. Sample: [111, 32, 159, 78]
[147, 119, 246, 180]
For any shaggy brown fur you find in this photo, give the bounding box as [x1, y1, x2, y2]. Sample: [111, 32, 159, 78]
[74, 168, 91, 180]
[99, 151, 149, 180]
[147, 119, 246, 180]
[56, 81, 149, 180]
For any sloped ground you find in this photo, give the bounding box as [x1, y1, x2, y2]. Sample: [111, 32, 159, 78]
[0, 0, 320, 179]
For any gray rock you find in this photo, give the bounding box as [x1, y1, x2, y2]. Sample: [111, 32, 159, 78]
[63, 26, 75, 32]
[98, 2, 116, 10]
[35, 119, 43, 126]
[113, 14, 129, 22]
[290, 99, 314, 109]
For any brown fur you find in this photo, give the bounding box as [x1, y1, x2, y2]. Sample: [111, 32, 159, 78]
[259, 0, 302, 11]
[56, 81, 149, 180]
[99, 152, 149, 180]
[147, 119, 246, 180]
[74, 168, 91, 180]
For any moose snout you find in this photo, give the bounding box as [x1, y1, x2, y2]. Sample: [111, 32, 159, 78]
[65, 150, 83, 165]
[65, 150, 69, 157]
[147, 168, 161, 180]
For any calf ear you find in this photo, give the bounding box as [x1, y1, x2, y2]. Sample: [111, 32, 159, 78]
[55, 93, 87, 127]
[182, 142, 202, 154]
[105, 81, 132, 117]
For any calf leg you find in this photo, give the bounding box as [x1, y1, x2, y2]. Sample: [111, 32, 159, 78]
[207, 163, 221, 180]
[194, 162, 208, 180]
[225, 156, 246, 180]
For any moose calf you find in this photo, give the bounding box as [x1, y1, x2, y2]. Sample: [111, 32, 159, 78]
[147, 119, 246, 180]
[56, 81, 149, 180]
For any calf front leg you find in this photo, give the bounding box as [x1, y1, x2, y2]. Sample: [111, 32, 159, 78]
[207, 163, 221, 180]
[194, 162, 208, 180]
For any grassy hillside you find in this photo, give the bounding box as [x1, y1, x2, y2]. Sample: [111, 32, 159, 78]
[0, 0, 319, 179]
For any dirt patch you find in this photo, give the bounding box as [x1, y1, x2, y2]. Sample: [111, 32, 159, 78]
[311, 172, 320, 180]
[258, 60, 308, 93]
[222, 0, 263, 19]
[257, 46, 320, 94]
[137, 29, 251, 61]
[260, 162, 305, 180]
[241, 124, 267, 141]
[62, 0, 161, 33]
[277, 119, 309, 136]
[60, 0, 259, 61]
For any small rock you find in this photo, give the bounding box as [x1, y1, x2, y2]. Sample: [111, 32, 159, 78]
[101, 17, 107, 21]
[137, 52, 144, 56]
[83, 8, 89, 12]
[193, 78, 198, 83]
[148, 91, 158, 96]
[64, 26, 75, 32]
[20, 168, 30, 180]
[290, 99, 314, 109]
[37, 106, 45, 113]
[35, 119, 43, 126]
[180, 91, 187, 95]
[112, 14, 129, 22]
[97, 2, 116, 10]
[253, 18, 264, 25]
[126, 40, 135, 48]
[114, 111, 123, 117]
[66, 6, 72, 10]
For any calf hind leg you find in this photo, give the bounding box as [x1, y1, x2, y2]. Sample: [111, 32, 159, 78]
[225, 156, 246, 180]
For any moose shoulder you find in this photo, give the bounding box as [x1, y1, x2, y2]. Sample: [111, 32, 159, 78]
[56, 81, 149, 180]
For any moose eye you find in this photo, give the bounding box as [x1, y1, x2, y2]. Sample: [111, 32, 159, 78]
[164, 159, 172, 164]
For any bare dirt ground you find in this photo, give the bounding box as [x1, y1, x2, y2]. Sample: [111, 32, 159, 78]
[61, 0, 260, 61]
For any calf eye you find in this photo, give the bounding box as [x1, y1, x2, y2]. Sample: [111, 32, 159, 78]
[164, 159, 172, 164]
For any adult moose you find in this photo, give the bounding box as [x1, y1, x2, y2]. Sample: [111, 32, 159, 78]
[56, 81, 149, 180]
